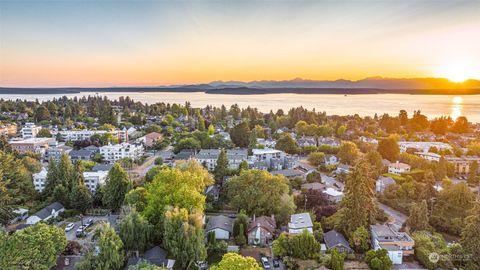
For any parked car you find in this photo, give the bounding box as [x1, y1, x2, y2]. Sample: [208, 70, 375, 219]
[75, 225, 87, 237]
[261, 257, 271, 269]
[272, 258, 280, 268]
[65, 223, 75, 232]
[85, 219, 94, 227]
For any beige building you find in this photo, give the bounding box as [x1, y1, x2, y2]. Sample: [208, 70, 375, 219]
[9, 137, 55, 154]
[0, 123, 17, 136]
[445, 155, 480, 175]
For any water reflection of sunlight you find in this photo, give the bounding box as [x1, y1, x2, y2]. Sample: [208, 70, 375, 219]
[451, 96, 463, 120]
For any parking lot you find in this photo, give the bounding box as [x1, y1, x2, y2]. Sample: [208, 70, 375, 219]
[58, 215, 119, 244]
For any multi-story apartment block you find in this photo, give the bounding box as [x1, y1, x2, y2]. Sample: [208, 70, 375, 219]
[194, 149, 248, 171]
[33, 167, 109, 193]
[398, 141, 452, 153]
[53, 129, 128, 142]
[44, 141, 72, 162]
[100, 143, 144, 163]
[9, 137, 55, 154]
[21, 122, 41, 139]
[249, 148, 295, 171]
[445, 155, 480, 175]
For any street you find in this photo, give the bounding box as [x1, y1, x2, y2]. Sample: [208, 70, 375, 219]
[377, 202, 407, 229]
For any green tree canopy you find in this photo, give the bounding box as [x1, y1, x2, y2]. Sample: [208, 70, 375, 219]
[210, 253, 262, 270]
[103, 163, 132, 211]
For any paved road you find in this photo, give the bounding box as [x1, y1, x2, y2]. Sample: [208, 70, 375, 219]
[377, 202, 407, 229]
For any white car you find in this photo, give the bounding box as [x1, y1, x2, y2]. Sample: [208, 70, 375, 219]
[261, 257, 271, 269]
[65, 223, 75, 232]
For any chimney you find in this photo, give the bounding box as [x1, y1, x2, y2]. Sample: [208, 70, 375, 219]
[253, 214, 256, 221]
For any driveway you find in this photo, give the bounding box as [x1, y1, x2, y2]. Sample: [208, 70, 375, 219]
[60, 215, 119, 243]
[377, 202, 407, 229]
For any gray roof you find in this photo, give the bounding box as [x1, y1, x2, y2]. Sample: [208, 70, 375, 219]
[290, 213, 313, 229]
[174, 149, 196, 160]
[92, 163, 114, 172]
[69, 149, 93, 158]
[324, 230, 352, 252]
[205, 215, 234, 233]
[32, 202, 64, 220]
[126, 246, 175, 269]
[377, 176, 395, 186]
[271, 169, 304, 178]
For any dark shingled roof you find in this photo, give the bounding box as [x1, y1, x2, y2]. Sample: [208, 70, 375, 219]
[324, 230, 353, 253]
[205, 215, 234, 234]
[31, 202, 64, 220]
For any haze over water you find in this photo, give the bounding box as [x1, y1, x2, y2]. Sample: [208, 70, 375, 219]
[1, 92, 479, 123]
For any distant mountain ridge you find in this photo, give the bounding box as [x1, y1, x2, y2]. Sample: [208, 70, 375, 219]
[1, 77, 480, 95]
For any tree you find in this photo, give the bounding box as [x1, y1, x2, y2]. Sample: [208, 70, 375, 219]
[365, 249, 392, 270]
[70, 183, 93, 213]
[0, 223, 67, 270]
[290, 229, 320, 259]
[119, 209, 153, 253]
[467, 161, 479, 185]
[124, 187, 148, 212]
[128, 260, 165, 270]
[229, 122, 250, 148]
[350, 226, 370, 253]
[378, 137, 399, 162]
[364, 151, 384, 180]
[307, 152, 325, 167]
[330, 248, 346, 270]
[337, 141, 359, 165]
[336, 159, 376, 237]
[406, 200, 430, 232]
[37, 128, 52, 138]
[239, 160, 249, 172]
[272, 232, 289, 257]
[173, 137, 201, 154]
[451, 116, 469, 133]
[163, 207, 206, 269]
[434, 157, 448, 182]
[336, 125, 347, 138]
[214, 149, 229, 184]
[76, 225, 125, 270]
[210, 253, 262, 270]
[460, 204, 480, 267]
[103, 163, 131, 211]
[207, 124, 215, 136]
[235, 224, 247, 246]
[0, 135, 12, 153]
[226, 170, 295, 224]
[35, 105, 51, 122]
[248, 129, 257, 155]
[276, 133, 298, 154]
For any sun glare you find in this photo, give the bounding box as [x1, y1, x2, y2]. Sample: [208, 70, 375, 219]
[435, 61, 480, 83]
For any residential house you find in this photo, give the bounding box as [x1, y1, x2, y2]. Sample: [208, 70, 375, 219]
[205, 215, 234, 240]
[247, 215, 276, 245]
[323, 230, 353, 253]
[297, 136, 317, 148]
[173, 149, 196, 163]
[256, 138, 276, 148]
[323, 187, 344, 203]
[336, 164, 350, 174]
[324, 155, 339, 166]
[69, 149, 95, 162]
[376, 176, 396, 194]
[388, 162, 411, 175]
[301, 182, 326, 191]
[138, 132, 163, 148]
[250, 148, 295, 171]
[288, 213, 313, 234]
[318, 137, 341, 147]
[126, 246, 176, 270]
[26, 202, 64, 225]
[205, 185, 220, 202]
[370, 224, 414, 264]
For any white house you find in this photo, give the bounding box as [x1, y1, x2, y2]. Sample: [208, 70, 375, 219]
[26, 202, 64, 225]
[376, 176, 396, 194]
[288, 213, 313, 234]
[370, 224, 414, 265]
[323, 187, 344, 203]
[205, 215, 234, 240]
[21, 122, 41, 139]
[388, 162, 411, 175]
[324, 155, 339, 166]
[100, 143, 144, 163]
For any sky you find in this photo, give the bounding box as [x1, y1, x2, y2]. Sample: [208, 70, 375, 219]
[1, 0, 480, 87]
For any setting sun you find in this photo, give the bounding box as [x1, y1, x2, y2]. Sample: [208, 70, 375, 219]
[435, 61, 480, 83]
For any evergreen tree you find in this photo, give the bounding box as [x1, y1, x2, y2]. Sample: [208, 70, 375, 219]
[214, 149, 229, 184]
[248, 129, 257, 155]
[44, 158, 60, 196]
[238, 160, 249, 172]
[467, 161, 479, 185]
[338, 159, 376, 238]
[229, 122, 250, 148]
[330, 248, 346, 270]
[460, 204, 480, 268]
[406, 200, 430, 232]
[0, 135, 12, 153]
[96, 224, 125, 270]
[349, 226, 370, 253]
[70, 184, 93, 213]
[434, 157, 448, 181]
[103, 163, 131, 211]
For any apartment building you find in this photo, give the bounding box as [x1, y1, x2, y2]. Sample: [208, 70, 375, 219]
[445, 155, 480, 175]
[398, 141, 452, 153]
[53, 129, 128, 142]
[100, 143, 144, 163]
[21, 122, 41, 139]
[9, 137, 55, 154]
[194, 149, 248, 171]
[33, 167, 108, 193]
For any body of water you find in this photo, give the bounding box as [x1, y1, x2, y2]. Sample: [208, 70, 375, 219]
[1, 92, 479, 123]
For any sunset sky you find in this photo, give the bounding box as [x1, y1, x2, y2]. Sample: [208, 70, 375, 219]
[1, 0, 480, 87]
